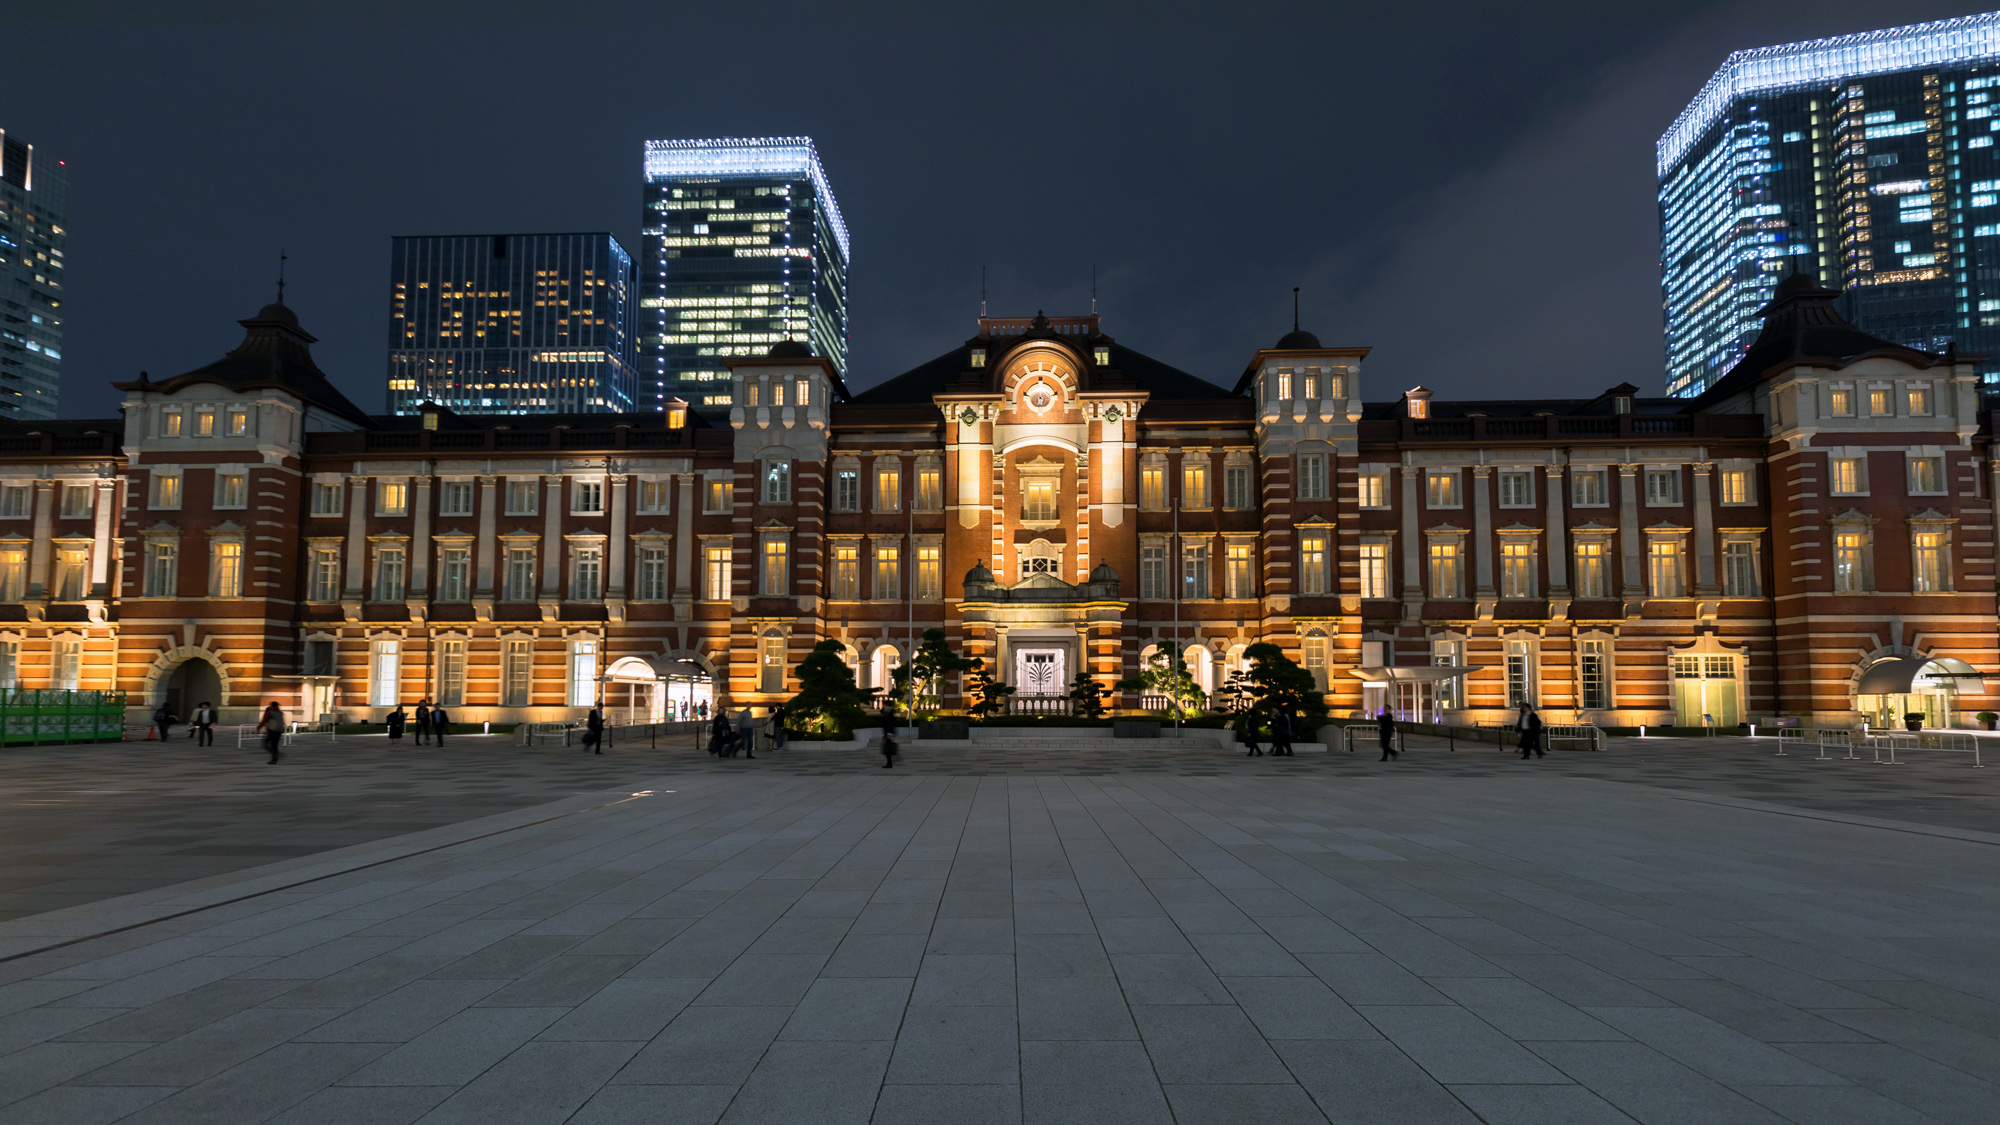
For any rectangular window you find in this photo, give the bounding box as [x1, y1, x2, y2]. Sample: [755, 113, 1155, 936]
[1571, 469, 1606, 506]
[0, 639, 16, 689]
[226, 409, 249, 436]
[1500, 541, 1535, 598]
[1834, 531, 1870, 593]
[1183, 462, 1210, 509]
[569, 640, 597, 707]
[215, 472, 247, 509]
[1913, 531, 1948, 592]
[705, 546, 732, 601]
[572, 481, 604, 514]
[875, 544, 900, 599]
[504, 546, 536, 601]
[760, 633, 786, 693]
[1434, 641, 1463, 709]
[506, 480, 539, 515]
[638, 547, 669, 600]
[1831, 457, 1867, 494]
[1223, 465, 1253, 510]
[1428, 541, 1461, 597]
[1302, 633, 1328, 692]
[54, 548, 86, 601]
[1275, 371, 1293, 399]
[1829, 387, 1854, 415]
[831, 544, 859, 600]
[1181, 541, 1210, 599]
[1574, 541, 1607, 598]
[1644, 467, 1681, 506]
[311, 481, 342, 516]
[875, 464, 902, 512]
[1869, 388, 1892, 416]
[1505, 640, 1534, 708]
[1140, 544, 1166, 599]
[161, 409, 183, 438]
[439, 547, 470, 601]
[1140, 465, 1166, 510]
[638, 479, 671, 514]
[1908, 385, 1932, 415]
[916, 467, 942, 511]
[1909, 456, 1945, 494]
[769, 380, 783, 407]
[1426, 470, 1459, 508]
[705, 478, 731, 512]
[151, 472, 182, 510]
[1579, 640, 1609, 710]
[1722, 540, 1758, 597]
[1358, 542, 1388, 598]
[916, 546, 942, 599]
[194, 410, 215, 437]
[1719, 468, 1753, 504]
[570, 545, 602, 600]
[304, 639, 334, 677]
[503, 639, 532, 706]
[1023, 479, 1057, 521]
[833, 469, 859, 511]
[762, 537, 788, 595]
[1303, 372, 1319, 399]
[308, 546, 340, 601]
[440, 481, 473, 516]
[59, 484, 92, 519]
[1298, 533, 1329, 596]
[1498, 470, 1533, 508]
[438, 640, 466, 707]
[0, 485, 26, 518]
[370, 639, 400, 707]
[0, 549, 23, 600]
[1297, 454, 1326, 500]
[1357, 471, 1388, 508]
[52, 637, 80, 691]
[378, 481, 409, 517]
[145, 541, 178, 597]
[1225, 544, 1254, 599]
[1648, 539, 1685, 598]
[209, 542, 241, 598]
[763, 460, 791, 504]
[374, 546, 406, 601]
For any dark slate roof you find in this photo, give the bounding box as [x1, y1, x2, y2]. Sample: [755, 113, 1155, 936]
[374, 406, 718, 431]
[1355, 397, 1688, 420]
[847, 339, 1238, 404]
[115, 302, 373, 424]
[1696, 271, 1954, 404]
[1274, 329, 1321, 349]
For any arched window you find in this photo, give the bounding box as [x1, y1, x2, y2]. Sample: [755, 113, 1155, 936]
[871, 644, 902, 698]
[1184, 646, 1214, 694]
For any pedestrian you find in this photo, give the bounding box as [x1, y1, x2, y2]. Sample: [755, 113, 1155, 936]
[1519, 705, 1546, 759]
[261, 701, 285, 764]
[1272, 707, 1295, 757]
[1241, 709, 1263, 757]
[191, 700, 216, 747]
[1376, 705, 1398, 761]
[414, 699, 432, 745]
[736, 707, 757, 759]
[697, 700, 708, 722]
[151, 701, 177, 741]
[708, 710, 731, 755]
[431, 704, 451, 746]
[585, 701, 605, 755]
[880, 705, 900, 768]
[770, 704, 789, 752]
[386, 704, 406, 742]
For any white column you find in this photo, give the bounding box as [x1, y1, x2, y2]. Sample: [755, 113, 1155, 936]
[344, 476, 368, 595]
[90, 477, 115, 596]
[1692, 462, 1718, 595]
[27, 479, 52, 599]
[1471, 466, 1493, 599]
[474, 476, 498, 595]
[1544, 464, 1568, 593]
[1399, 465, 1421, 610]
[675, 474, 696, 600]
[409, 475, 432, 595]
[1618, 464, 1641, 598]
[542, 475, 564, 594]
[607, 474, 629, 596]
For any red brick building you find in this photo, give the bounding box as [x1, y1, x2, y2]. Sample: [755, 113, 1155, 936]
[6, 276, 1993, 728]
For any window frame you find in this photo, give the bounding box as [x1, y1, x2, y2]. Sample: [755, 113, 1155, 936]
[1643, 466, 1682, 507]
[1357, 541, 1389, 599]
[214, 471, 248, 510]
[1907, 455, 1947, 496]
[1425, 469, 1460, 509]
[1426, 537, 1463, 597]
[1357, 470, 1389, 509]
[144, 540, 179, 597]
[310, 479, 343, 517]
[1646, 536, 1687, 598]
[763, 460, 792, 504]
[438, 480, 474, 517]
[1718, 467, 1756, 506]
[209, 540, 243, 598]
[1297, 531, 1330, 596]
[1296, 453, 1327, 501]
[1570, 468, 1609, 508]
[150, 470, 183, 511]
[1830, 456, 1869, 496]
[1496, 470, 1535, 509]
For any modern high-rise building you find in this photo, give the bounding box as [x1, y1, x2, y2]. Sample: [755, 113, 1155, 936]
[1660, 11, 2000, 397]
[386, 233, 637, 415]
[0, 126, 67, 421]
[639, 137, 849, 410]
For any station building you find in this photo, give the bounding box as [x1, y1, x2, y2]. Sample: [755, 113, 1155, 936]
[3, 274, 1994, 729]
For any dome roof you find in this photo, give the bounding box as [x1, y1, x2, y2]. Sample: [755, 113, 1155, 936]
[253, 302, 300, 327]
[1089, 561, 1120, 584]
[767, 340, 811, 358]
[1274, 329, 1321, 350]
[963, 561, 995, 585]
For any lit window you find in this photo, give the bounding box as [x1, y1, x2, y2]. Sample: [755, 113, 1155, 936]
[161, 410, 183, 438]
[705, 478, 731, 512]
[216, 472, 247, 509]
[1182, 462, 1210, 510]
[1869, 389, 1892, 416]
[370, 640, 401, 707]
[916, 546, 941, 599]
[1913, 531, 1948, 593]
[378, 481, 408, 517]
[1834, 531, 1871, 593]
[1573, 541, 1607, 598]
[570, 545, 602, 600]
[1830, 457, 1867, 495]
[1298, 533, 1329, 596]
[1225, 544, 1254, 599]
[1426, 470, 1459, 508]
[1140, 463, 1166, 510]
[195, 410, 215, 437]
[915, 467, 942, 511]
[1828, 388, 1854, 416]
[1907, 386, 1932, 415]
[1648, 539, 1685, 598]
[762, 537, 788, 595]
[209, 541, 241, 598]
[875, 463, 901, 512]
[569, 639, 598, 706]
[1428, 540, 1461, 597]
[1023, 480, 1057, 521]
[0, 549, 24, 600]
[227, 410, 249, 436]
[1500, 541, 1535, 598]
[151, 472, 182, 510]
[1719, 468, 1753, 504]
[705, 546, 732, 601]
[874, 544, 900, 599]
[831, 544, 859, 600]
[1358, 542, 1388, 599]
[1357, 471, 1387, 508]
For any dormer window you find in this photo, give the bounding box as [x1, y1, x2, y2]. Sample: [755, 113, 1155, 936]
[970, 348, 987, 368]
[161, 409, 184, 438]
[1093, 346, 1111, 366]
[1405, 387, 1433, 419]
[1613, 395, 1634, 414]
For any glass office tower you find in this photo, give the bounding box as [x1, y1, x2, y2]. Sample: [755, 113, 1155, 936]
[0, 127, 67, 421]
[1661, 12, 2000, 397]
[640, 137, 849, 409]
[386, 233, 637, 415]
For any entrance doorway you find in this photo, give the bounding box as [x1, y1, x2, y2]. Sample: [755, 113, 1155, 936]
[1671, 654, 1738, 727]
[162, 659, 222, 721]
[1014, 649, 1066, 696]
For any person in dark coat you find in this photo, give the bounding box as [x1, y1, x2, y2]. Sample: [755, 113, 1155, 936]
[770, 704, 789, 752]
[1376, 706, 1398, 761]
[385, 705, 406, 742]
[191, 701, 216, 746]
[430, 704, 451, 746]
[1272, 708, 1295, 757]
[1519, 706, 1546, 759]
[736, 708, 756, 759]
[152, 702, 177, 741]
[584, 703, 605, 755]
[260, 701, 285, 764]
[708, 711, 731, 755]
[414, 700, 432, 745]
[1241, 709, 1263, 757]
[881, 706, 900, 768]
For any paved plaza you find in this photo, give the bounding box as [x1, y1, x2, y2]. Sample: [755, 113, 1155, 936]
[0, 734, 1993, 1123]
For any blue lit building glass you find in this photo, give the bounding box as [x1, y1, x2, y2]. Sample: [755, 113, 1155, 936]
[386, 233, 636, 414]
[640, 137, 849, 410]
[1661, 12, 2000, 396]
[0, 125, 67, 421]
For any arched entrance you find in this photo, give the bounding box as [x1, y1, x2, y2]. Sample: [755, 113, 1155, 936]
[162, 658, 222, 720]
[1855, 655, 1982, 728]
[603, 655, 717, 723]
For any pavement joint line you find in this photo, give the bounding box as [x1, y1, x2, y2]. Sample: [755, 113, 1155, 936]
[0, 788, 666, 965]
[1657, 788, 2000, 846]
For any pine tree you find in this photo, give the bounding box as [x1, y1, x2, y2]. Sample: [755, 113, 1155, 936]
[965, 658, 1016, 720]
[1117, 649, 1207, 719]
[1066, 671, 1110, 719]
[887, 628, 974, 716]
[1241, 642, 1328, 733]
[787, 639, 873, 735]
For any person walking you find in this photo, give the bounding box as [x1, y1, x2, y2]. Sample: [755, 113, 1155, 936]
[1241, 709, 1263, 757]
[1376, 705, 1399, 761]
[770, 704, 789, 752]
[431, 704, 451, 746]
[708, 710, 731, 756]
[385, 704, 406, 743]
[414, 699, 432, 745]
[880, 705, 899, 769]
[736, 707, 757, 759]
[151, 702, 177, 742]
[260, 701, 285, 764]
[584, 702, 605, 755]
[191, 701, 216, 747]
[1272, 707, 1295, 757]
[1519, 705, 1546, 759]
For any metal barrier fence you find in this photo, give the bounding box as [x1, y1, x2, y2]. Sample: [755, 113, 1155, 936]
[517, 720, 706, 749]
[1775, 726, 1984, 767]
[1475, 722, 1606, 752]
[0, 689, 125, 745]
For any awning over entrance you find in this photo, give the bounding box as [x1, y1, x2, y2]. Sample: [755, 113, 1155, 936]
[604, 656, 714, 683]
[1855, 656, 1985, 694]
[1346, 665, 1482, 683]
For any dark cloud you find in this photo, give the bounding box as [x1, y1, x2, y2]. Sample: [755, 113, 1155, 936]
[2, 0, 1977, 418]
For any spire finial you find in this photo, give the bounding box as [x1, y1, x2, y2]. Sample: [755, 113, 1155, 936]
[276, 249, 288, 305]
[980, 265, 987, 318]
[1293, 287, 1300, 332]
[1091, 264, 1098, 316]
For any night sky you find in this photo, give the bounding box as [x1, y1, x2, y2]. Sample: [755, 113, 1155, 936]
[6, 0, 1980, 420]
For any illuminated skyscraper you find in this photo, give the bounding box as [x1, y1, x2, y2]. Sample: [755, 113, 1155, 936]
[1660, 12, 2000, 397]
[640, 137, 849, 409]
[386, 233, 636, 414]
[0, 126, 67, 421]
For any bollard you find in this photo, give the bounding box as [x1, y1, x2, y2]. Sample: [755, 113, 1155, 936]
[483, 721, 491, 735]
[1638, 725, 1646, 738]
